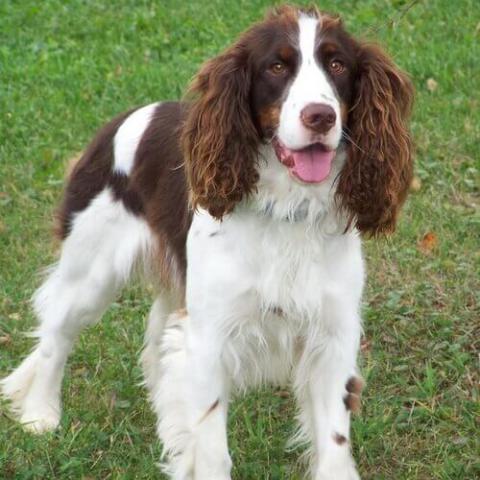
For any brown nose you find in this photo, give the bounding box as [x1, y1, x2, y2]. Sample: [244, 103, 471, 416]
[300, 103, 336, 134]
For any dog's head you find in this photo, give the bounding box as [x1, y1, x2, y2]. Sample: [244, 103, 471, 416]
[181, 5, 414, 235]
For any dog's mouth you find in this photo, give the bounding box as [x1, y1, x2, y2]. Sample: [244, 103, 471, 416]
[272, 137, 336, 184]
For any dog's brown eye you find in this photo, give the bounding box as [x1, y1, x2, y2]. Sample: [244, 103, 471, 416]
[329, 59, 345, 75]
[269, 62, 286, 75]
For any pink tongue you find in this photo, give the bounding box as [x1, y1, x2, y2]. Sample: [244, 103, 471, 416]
[291, 145, 335, 183]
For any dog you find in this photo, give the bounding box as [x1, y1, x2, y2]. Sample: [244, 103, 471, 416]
[1, 5, 413, 479]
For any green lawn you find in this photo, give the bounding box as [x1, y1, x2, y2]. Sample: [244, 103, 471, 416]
[1, 0, 479, 478]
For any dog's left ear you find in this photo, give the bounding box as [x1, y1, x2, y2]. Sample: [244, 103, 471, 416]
[337, 43, 414, 236]
[181, 42, 260, 220]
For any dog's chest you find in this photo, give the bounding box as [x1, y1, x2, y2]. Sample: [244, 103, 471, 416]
[188, 211, 363, 323]
[250, 220, 358, 318]
[253, 225, 328, 311]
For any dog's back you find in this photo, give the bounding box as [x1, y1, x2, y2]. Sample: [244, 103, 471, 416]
[58, 102, 190, 259]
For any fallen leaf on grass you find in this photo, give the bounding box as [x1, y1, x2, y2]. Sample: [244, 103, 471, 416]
[452, 436, 468, 446]
[0, 334, 12, 345]
[109, 391, 117, 411]
[418, 232, 438, 254]
[426, 78, 438, 92]
[360, 337, 372, 353]
[464, 118, 473, 133]
[73, 366, 88, 376]
[0, 192, 11, 206]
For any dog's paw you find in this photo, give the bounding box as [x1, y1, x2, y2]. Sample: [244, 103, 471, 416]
[1, 353, 61, 434]
[315, 454, 361, 480]
[19, 408, 60, 434]
[316, 468, 360, 480]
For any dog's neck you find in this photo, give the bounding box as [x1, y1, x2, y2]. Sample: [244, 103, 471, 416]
[241, 144, 349, 233]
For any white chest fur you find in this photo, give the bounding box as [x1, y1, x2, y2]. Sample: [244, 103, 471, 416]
[187, 209, 364, 319]
[186, 207, 365, 388]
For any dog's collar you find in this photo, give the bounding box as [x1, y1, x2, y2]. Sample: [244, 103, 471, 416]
[261, 199, 311, 223]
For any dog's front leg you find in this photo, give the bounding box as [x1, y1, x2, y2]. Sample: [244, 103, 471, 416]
[167, 212, 253, 479]
[184, 309, 232, 480]
[156, 308, 232, 480]
[296, 299, 363, 480]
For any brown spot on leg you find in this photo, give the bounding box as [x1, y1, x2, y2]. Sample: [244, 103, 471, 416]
[346, 376, 364, 396]
[344, 375, 364, 414]
[333, 432, 347, 445]
[197, 399, 220, 424]
[344, 392, 361, 414]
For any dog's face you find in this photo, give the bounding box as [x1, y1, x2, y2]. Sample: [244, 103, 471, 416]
[250, 11, 358, 184]
[182, 6, 414, 235]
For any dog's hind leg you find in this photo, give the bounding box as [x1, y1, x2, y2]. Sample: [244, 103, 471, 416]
[1, 189, 153, 433]
[141, 291, 183, 396]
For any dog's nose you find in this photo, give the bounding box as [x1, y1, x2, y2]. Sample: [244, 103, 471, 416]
[300, 103, 336, 134]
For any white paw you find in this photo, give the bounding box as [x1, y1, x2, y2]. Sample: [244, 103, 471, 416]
[194, 452, 232, 480]
[316, 457, 360, 480]
[316, 467, 360, 480]
[1, 352, 62, 434]
[20, 408, 60, 433]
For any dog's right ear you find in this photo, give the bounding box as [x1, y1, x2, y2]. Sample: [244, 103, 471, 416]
[181, 40, 260, 220]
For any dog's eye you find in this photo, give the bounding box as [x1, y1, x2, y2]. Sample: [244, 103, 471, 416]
[269, 62, 287, 75]
[329, 59, 346, 75]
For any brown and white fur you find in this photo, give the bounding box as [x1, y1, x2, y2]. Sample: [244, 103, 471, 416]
[1, 6, 413, 480]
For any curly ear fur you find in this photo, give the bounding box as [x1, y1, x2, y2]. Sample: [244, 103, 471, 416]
[181, 43, 260, 219]
[337, 43, 414, 236]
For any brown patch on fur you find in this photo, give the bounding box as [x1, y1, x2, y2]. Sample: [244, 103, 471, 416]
[343, 376, 364, 414]
[340, 102, 349, 124]
[130, 102, 192, 286]
[337, 42, 414, 236]
[110, 171, 144, 215]
[56, 102, 192, 291]
[346, 376, 364, 395]
[333, 432, 347, 445]
[55, 109, 136, 239]
[197, 399, 220, 424]
[320, 41, 341, 57]
[278, 45, 296, 63]
[344, 392, 361, 413]
[181, 37, 260, 219]
[258, 105, 281, 134]
[151, 234, 185, 291]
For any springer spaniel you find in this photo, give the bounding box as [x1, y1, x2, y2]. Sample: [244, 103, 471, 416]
[1, 5, 413, 479]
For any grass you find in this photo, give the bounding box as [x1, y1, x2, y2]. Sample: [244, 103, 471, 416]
[0, 0, 479, 478]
